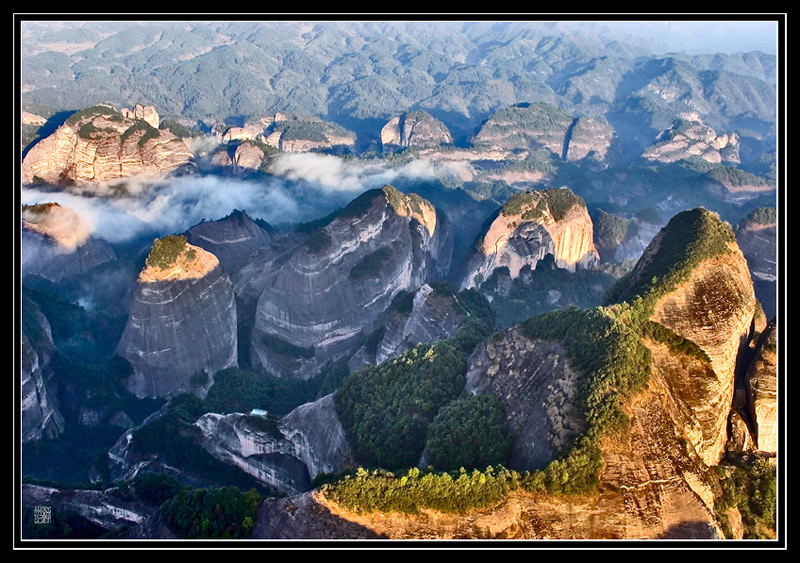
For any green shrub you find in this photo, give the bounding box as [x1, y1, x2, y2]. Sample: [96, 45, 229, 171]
[715, 454, 776, 539]
[425, 395, 513, 471]
[323, 465, 518, 515]
[334, 342, 466, 470]
[160, 486, 262, 539]
[145, 235, 188, 270]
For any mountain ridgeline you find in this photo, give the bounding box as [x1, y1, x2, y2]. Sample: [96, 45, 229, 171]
[21, 179, 777, 540]
[18, 20, 779, 541]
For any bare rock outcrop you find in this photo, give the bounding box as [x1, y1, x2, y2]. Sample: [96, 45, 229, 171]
[746, 321, 777, 455]
[21, 202, 116, 283]
[246, 185, 453, 379]
[21, 300, 65, 442]
[21, 103, 194, 186]
[617, 208, 757, 466]
[735, 207, 776, 317]
[458, 187, 598, 289]
[642, 113, 739, 165]
[195, 394, 354, 495]
[115, 236, 237, 398]
[380, 110, 453, 150]
[473, 102, 574, 155]
[565, 116, 614, 162]
[465, 327, 585, 470]
[22, 484, 151, 531]
[121, 103, 160, 129]
[185, 209, 276, 272]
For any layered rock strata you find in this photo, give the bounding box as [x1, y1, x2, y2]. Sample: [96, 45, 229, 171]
[247, 185, 453, 379]
[458, 188, 598, 289]
[642, 113, 739, 164]
[21, 306, 65, 442]
[465, 327, 585, 470]
[195, 394, 353, 495]
[185, 210, 276, 272]
[620, 208, 758, 466]
[116, 239, 237, 398]
[21, 104, 193, 185]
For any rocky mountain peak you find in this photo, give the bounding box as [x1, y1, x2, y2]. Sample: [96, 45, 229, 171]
[382, 185, 438, 236]
[22, 202, 90, 250]
[642, 116, 739, 164]
[139, 235, 219, 283]
[458, 187, 599, 289]
[120, 103, 160, 129]
[380, 110, 453, 150]
[21, 103, 194, 186]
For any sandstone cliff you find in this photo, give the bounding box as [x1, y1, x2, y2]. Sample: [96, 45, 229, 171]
[458, 187, 599, 289]
[381, 110, 453, 150]
[246, 185, 453, 379]
[21, 103, 194, 186]
[642, 113, 739, 165]
[615, 208, 757, 466]
[347, 282, 478, 371]
[195, 394, 354, 495]
[21, 299, 65, 443]
[185, 210, 276, 272]
[465, 327, 585, 470]
[745, 320, 777, 456]
[22, 484, 151, 531]
[115, 236, 237, 398]
[472, 103, 612, 164]
[735, 207, 777, 317]
[253, 207, 762, 540]
[21, 202, 116, 283]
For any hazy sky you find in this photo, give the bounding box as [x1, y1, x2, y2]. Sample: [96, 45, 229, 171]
[574, 20, 779, 55]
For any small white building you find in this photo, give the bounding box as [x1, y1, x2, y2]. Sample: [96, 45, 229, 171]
[250, 409, 268, 418]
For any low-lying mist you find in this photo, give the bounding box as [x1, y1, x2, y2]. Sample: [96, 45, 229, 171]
[19, 153, 453, 245]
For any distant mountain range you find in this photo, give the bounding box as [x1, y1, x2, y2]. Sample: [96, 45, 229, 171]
[20, 21, 778, 148]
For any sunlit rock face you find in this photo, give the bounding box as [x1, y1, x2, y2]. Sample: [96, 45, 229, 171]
[246, 185, 453, 379]
[641, 113, 739, 165]
[619, 208, 757, 466]
[457, 187, 598, 290]
[116, 239, 237, 398]
[21, 103, 194, 186]
[21, 202, 116, 283]
[747, 321, 777, 455]
[380, 110, 453, 150]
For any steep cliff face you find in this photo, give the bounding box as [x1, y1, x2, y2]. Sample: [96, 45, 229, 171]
[21, 103, 194, 186]
[22, 484, 151, 531]
[641, 113, 739, 164]
[746, 321, 777, 455]
[458, 187, 598, 289]
[381, 110, 453, 150]
[735, 208, 777, 317]
[195, 394, 354, 495]
[21, 302, 65, 442]
[185, 210, 276, 272]
[348, 283, 468, 371]
[465, 327, 585, 470]
[247, 185, 453, 379]
[616, 208, 757, 466]
[21, 202, 116, 283]
[115, 237, 237, 398]
[564, 116, 614, 162]
[473, 103, 574, 155]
